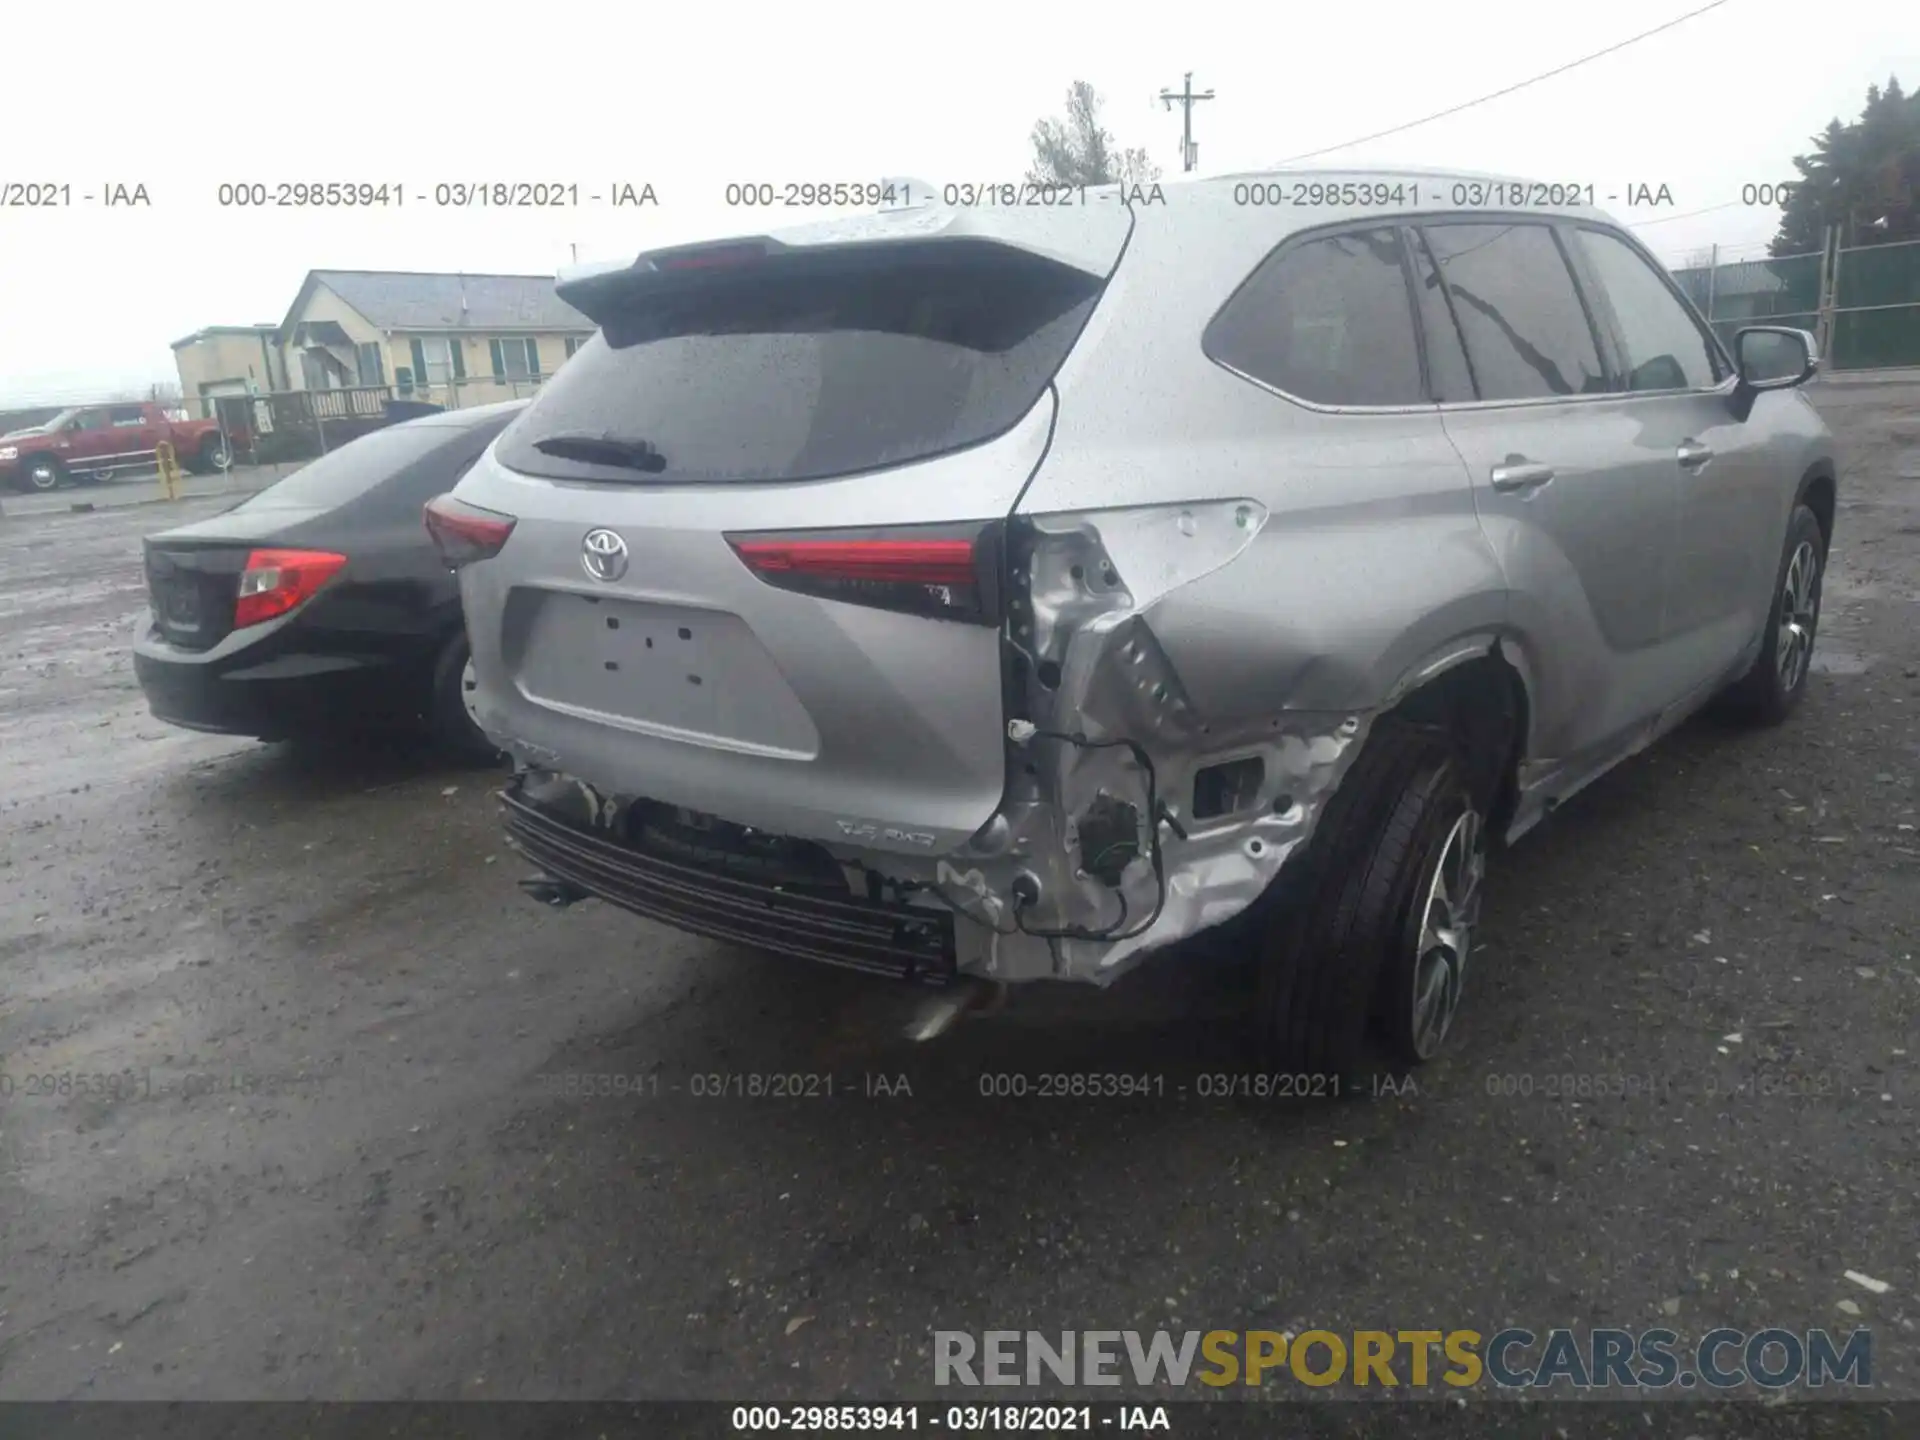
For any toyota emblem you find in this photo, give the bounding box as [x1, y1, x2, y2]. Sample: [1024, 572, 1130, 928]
[581, 528, 629, 582]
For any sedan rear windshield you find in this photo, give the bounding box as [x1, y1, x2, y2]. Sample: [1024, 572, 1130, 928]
[494, 243, 1104, 485]
[230, 423, 462, 512]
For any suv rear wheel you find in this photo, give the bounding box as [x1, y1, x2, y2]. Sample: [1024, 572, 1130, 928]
[1252, 719, 1486, 1077]
[1716, 503, 1826, 726]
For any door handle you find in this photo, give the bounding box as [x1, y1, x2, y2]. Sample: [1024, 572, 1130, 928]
[1676, 439, 1714, 470]
[1489, 460, 1555, 495]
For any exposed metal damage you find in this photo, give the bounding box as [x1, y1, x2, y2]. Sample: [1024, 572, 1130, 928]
[495, 499, 1379, 989]
[924, 499, 1375, 985]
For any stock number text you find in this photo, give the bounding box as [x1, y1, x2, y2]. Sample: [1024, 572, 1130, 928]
[218, 182, 403, 207]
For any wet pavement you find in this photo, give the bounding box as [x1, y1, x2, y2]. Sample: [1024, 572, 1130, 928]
[0, 387, 1916, 1406]
[1, 463, 300, 519]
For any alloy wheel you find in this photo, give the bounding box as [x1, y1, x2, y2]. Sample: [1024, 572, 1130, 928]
[460, 656, 482, 726]
[1408, 807, 1484, 1060]
[1775, 539, 1820, 693]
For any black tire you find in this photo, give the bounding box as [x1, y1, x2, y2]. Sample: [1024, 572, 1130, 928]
[21, 456, 64, 492]
[185, 435, 230, 476]
[1716, 503, 1826, 726]
[430, 632, 503, 765]
[1252, 719, 1486, 1078]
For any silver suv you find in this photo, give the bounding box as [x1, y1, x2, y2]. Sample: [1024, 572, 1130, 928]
[432, 169, 1836, 1073]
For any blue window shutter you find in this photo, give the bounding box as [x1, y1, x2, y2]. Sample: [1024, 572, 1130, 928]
[489, 338, 505, 379]
[410, 338, 427, 381]
[451, 339, 466, 380]
[525, 338, 540, 377]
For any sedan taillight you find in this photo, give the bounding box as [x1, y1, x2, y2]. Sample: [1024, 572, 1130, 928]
[424, 493, 517, 569]
[725, 523, 1002, 623]
[233, 548, 347, 629]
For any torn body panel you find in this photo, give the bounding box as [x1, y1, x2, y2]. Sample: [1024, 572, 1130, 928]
[923, 500, 1376, 985]
[496, 499, 1381, 989]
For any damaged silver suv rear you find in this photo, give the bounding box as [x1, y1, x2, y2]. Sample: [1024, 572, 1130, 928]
[434, 170, 1837, 1073]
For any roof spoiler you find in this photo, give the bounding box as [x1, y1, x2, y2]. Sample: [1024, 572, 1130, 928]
[555, 183, 1129, 327]
[555, 239, 791, 324]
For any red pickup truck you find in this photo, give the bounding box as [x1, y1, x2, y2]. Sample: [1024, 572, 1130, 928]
[0, 402, 232, 492]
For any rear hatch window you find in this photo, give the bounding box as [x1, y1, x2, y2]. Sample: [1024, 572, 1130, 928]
[494, 240, 1105, 486]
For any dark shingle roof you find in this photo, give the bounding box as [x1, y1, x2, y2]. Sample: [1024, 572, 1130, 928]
[308, 270, 592, 332]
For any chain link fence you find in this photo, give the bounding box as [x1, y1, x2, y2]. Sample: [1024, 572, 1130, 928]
[1830, 240, 1920, 369]
[1670, 234, 1920, 371]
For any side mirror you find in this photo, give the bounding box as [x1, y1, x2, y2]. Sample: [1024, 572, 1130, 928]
[1734, 326, 1819, 392]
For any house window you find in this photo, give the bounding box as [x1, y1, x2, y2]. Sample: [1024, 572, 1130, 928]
[355, 341, 386, 386]
[564, 336, 585, 359]
[489, 337, 541, 381]
[409, 337, 467, 387]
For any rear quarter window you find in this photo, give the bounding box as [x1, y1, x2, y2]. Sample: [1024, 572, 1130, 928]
[1204, 226, 1428, 406]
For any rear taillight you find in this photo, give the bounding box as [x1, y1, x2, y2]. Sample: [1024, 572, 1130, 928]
[424, 493, 517, 569]
[726, 524, 1002, 624]
[233, 548, 347, 629]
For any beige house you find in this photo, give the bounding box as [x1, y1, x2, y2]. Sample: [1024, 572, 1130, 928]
[170, 325, 288, 409]
[274, 269, 596, 408]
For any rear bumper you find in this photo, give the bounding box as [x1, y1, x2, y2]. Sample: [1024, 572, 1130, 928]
[500, 775, 958, 985]
[133, 624, 428, 740]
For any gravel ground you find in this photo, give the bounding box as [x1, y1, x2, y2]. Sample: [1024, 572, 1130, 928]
[0, 384, 1915, 1421]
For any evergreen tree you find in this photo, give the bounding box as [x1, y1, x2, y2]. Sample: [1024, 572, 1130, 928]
[1772, 77, 1920, 256]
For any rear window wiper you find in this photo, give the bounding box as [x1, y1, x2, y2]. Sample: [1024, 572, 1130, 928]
[531, 432, 669, 473]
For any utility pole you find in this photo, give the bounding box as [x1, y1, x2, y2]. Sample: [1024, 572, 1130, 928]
[1158, 71, 1215, 173]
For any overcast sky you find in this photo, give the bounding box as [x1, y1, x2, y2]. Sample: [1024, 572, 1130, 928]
[1, 0, 1911, 403]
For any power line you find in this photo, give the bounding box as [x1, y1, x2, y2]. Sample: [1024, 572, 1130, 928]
[1625, 199, 1748, 228]
[1272, 0, 1736, 166]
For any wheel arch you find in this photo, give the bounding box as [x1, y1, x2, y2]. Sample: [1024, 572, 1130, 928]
[1375, 634, 1533, 838]
[1795, 460, 1836, 550]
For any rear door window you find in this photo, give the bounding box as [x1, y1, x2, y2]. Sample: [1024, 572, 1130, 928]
[494, 244, 1104, 485]
[1407, 229, 1477, 404]
[1417, 222, 1609, 400]
[1204, 226, 1428, 405]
